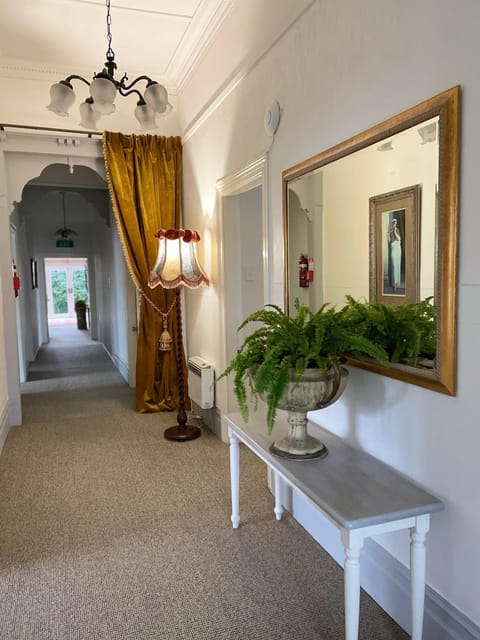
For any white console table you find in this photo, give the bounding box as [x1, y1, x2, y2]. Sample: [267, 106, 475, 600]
[222, 411, 443, 640]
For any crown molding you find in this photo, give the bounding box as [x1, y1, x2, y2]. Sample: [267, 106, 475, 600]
[0, 59, 70, 81]
[181, 0, 315, 141]
[0, 58, 175, 93]
[170, 0, 236, 92]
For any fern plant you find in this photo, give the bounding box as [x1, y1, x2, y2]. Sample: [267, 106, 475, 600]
[337, 296, 436, 365]
[219, 297, 437, 433]
[218, 299, 389, 432]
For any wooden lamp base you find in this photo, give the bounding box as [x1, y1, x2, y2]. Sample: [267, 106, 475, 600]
[164, 423, 201, 441]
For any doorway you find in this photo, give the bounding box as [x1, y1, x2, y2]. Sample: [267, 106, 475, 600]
[216, 155, 268, 428]
[223, 186, 264, 358]
[1, 139, 135, 427]
[44, 257, 89, 328]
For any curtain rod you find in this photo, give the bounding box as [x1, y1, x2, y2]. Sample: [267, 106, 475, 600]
[0, 123, 102, 138]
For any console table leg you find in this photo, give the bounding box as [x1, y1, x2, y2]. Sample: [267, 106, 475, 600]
[410, 514, 430, 640]
[228, 427, 240, 528]
[342, 530, 364, 640]
[273, 469, 284, 521]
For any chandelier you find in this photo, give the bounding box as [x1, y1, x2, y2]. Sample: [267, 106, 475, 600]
[54, 192, 78, 241]
[46, 0, 171, 131]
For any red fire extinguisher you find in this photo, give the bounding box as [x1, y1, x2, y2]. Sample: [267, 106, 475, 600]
[308, 256, 314, 282]
[12, 262, 21, 298]
[299, 254, 309, 288]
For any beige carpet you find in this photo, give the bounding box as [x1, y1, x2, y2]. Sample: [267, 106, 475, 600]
[0, 327, 408, 639]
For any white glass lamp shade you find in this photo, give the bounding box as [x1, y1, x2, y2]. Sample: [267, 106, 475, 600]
[134, 103, 157, 131]
[144, 81, 168, 113]
[46, 81, 75, 116]
[148, 229, 209, 290]
[79, 101, 102, 130]
[156, 102, 173, 117]
[90, 77, 116, 115]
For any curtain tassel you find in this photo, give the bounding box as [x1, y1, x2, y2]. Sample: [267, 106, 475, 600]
[158, 317, 173, 352]
[137, 289, 176, 352]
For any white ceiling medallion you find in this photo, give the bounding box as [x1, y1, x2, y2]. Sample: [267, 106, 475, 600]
[264, 100, 281, 136]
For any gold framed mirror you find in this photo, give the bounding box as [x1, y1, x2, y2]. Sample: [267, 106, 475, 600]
[282, 86, 460, 394]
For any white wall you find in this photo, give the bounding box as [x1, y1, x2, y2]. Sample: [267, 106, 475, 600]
[181, 0, 480, 631]
[0, 159, 21, 426]
[0, 268, 10, 451]
[94, 212, 130, 381]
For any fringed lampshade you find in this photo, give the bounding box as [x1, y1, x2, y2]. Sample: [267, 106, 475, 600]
[149, 228, 209, 290]
[148, 229, 209, 441]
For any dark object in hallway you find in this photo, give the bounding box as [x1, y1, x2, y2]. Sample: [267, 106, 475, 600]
[74, 299, 88, 330]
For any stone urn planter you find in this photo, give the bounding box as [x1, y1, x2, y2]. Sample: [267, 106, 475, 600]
[269, 362, 348, 460]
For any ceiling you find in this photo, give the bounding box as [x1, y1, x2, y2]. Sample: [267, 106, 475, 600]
[0, 0, 234, 94]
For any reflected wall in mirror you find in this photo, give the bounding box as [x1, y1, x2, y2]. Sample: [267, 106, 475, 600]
[283, 86, 460, 394]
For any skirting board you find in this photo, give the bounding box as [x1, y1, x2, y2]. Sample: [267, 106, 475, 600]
[362, 538, 480, 640]
[0, 401, 10, 455]
[103, 346, 129, 384]
[112, 354, 129, 384]
[190, 402, 226, 440]
[287, 488, 480, 640]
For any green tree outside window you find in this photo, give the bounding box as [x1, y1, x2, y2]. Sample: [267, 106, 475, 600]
[73, 269, 88, 304]
[51, 270, 67, 314]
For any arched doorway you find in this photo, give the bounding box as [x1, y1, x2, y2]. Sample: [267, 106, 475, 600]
[0, 134, 137, 426]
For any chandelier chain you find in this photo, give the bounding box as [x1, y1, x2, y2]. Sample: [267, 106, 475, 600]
[105, 0, 114, 61]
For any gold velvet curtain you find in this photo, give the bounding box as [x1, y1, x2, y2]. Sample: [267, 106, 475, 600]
[103, 132, 188, 413]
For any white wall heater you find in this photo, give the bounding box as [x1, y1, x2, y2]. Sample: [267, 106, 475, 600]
[187, 356, 214, 409]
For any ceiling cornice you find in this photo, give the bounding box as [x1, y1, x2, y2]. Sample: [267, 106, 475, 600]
[0, 57, 175, 93]
[169, 0, 236, 92]
[0, 59, 68, 81]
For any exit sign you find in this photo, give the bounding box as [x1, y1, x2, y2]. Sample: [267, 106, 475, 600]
[56, 239, 74, 248]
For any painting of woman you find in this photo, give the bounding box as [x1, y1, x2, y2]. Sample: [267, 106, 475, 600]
[383, 209, 406, 295]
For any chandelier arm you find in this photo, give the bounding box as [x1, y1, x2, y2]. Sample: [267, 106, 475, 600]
[118, 87, 145, 101]
[120, 75, 153, 92]
[65, 74, 91, 87]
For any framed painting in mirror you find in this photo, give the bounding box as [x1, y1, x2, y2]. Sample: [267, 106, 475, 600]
[369, 184, 421, 305]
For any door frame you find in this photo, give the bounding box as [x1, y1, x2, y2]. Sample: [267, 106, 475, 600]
[216, 154, 269, 420]
[44, 257, 89, 322]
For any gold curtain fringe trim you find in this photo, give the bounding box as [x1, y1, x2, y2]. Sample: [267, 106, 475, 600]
[102, 132, 176, 352]
[102, 133, 145, 295]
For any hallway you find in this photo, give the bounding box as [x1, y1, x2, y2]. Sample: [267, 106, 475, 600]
[21, 326, 124, 394]
[0, 332, 408, 639]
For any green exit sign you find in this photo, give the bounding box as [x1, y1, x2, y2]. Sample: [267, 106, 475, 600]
[56, 239, 74, 248]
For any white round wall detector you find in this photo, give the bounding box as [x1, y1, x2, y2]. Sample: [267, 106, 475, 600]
[264, 100, 281, 136]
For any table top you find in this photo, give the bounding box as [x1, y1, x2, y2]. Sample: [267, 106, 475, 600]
[223, 411, 444, 530]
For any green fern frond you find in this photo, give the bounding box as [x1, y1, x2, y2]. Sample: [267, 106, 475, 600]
[218, 296, 436, 433]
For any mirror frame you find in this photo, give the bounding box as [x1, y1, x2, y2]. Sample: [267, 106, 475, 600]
[282, 86, 460, 395]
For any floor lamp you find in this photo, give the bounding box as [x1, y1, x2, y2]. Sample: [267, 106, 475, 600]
[148, 229, 209, 441]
